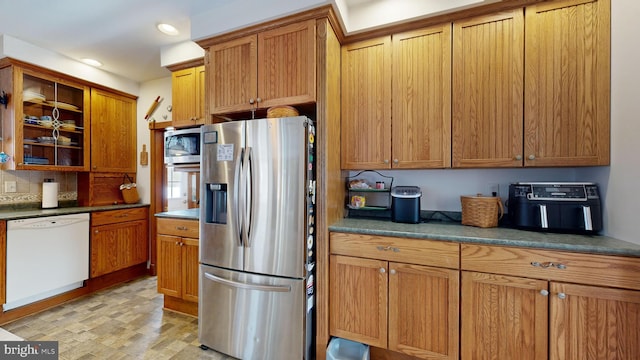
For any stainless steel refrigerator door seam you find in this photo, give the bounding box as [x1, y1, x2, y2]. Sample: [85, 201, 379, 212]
[203, 272, 291, 293]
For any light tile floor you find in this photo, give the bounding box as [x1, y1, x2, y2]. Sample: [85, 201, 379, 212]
[3, 276, 235, 360]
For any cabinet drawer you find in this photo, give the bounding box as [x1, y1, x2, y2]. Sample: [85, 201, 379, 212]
[157, 218, 199, 238]
[330, 232, 459, 269]
[91, 207, 148, 226]
[461, 244, 640, 290]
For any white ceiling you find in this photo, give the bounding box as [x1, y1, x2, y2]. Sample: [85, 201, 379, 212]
[0, 0, 499, 84]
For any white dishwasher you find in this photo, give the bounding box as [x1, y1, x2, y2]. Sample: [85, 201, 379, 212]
[5, 213, 90, 311]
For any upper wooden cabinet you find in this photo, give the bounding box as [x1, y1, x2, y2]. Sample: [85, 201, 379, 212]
[208, 20, 316, 115]
[524, 0, 610, 166]
[341, 24, 452, 170]
[392, 25, 452, 169]
[90, 88, 137, 173]
[453, 0, 610, 168]
[0, 60, 91, 171]
[452, 10, 525, 168]
[341, 37, 391, 170]
[171, 65, 205, 127]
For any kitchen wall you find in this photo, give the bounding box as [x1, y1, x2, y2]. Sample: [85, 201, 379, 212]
[0, 170, 76, 205]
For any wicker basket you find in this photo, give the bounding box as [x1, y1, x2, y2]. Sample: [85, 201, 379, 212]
[267, 105, 299, 118]
[460, 195, 504, 228]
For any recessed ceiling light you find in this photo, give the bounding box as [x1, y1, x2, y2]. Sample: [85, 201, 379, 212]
[82, 58, 103, 67]
[157, 23, 179, 36]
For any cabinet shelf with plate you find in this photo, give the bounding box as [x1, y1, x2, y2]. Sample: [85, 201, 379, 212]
[346, 170, 394, 212]
[0, 59, 90, 171]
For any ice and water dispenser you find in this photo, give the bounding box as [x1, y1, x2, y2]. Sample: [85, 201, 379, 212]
[204, 183, 227, 224]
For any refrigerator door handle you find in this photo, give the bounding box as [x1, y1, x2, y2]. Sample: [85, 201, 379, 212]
[245, 146, 254, 247]
[235, 148, 245, 247]
[203, 272, 292, 293]
[240, 147, 250, 247]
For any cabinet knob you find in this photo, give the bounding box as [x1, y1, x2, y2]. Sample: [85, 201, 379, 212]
[393, 159, 399, 164]
[379, 268, 386, 274]
[540, 289, 549, 296]
[94, 230, 99, 234]
[175, 241, 180, 246]
[390, 269, 396, 275]
[558, 292, 567, 300]
[256, 97, 262, 103]
[383, 159, 389, 164]
[515, 155, 522, 161]
[93, 165, 97, 169]
[528, 154, 536, 160]
[249, 98, 255, 105]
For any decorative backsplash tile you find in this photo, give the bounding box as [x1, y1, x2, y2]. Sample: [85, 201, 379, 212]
[0, 169, 77, 204]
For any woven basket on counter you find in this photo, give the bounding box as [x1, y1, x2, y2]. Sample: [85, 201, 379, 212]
[460, 195, 504, 228]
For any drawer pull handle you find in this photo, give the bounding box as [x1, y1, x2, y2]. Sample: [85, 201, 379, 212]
[376, 246, 400, 252]
[531, 261, 566, 270]
[115, 214, 129, 218]
[176, 226, 188, 231]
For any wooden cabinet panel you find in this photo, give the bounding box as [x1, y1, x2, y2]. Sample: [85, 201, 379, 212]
[91, 219, 147, 278]
[182, 237, 200, 303]
[330, 232, 459, 269]
[91, 207, 148, 226]
[209, 35, 257, 114]
[392, 25, 452, 169]
[329, 254, 388, 348]
[524, 0, 610, 166]
[257, 19, 316, 109]
[389, 262, 459, 360]
[452, 10, 524, 168]
[461, 271, 548, 360]
[550, 282, 640, 360]
[157, 234, 182, 298]
[90, 88, 137, 173]
[1, 220, 6, 305]
[156, 218, 199, 238]
[341, 37, 392, 170]
[172, 65, 205, 127]
[157, 218, 199, 304]
[461, 244, 640, 291]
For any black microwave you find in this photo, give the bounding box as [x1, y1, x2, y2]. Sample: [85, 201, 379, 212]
[164, 127, 201, 165]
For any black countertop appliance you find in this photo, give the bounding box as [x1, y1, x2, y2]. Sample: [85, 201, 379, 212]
[391, 186, 422, 223]
[508, 182, 602, 234]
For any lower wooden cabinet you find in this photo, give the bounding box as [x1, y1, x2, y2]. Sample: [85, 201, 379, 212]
[461, 244, 640, 360]
[156, 217, 199, 315]
[90, 207, 149, 278]
[329, 233, 459, 360]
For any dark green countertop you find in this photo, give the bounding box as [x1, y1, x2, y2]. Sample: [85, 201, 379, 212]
[0, 203, 150, 221]
[154, 208, 199, 220]
[329, 218, 640, 257]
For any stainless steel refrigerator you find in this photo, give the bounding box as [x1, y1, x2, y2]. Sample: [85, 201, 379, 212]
[198, 116, 316, 360]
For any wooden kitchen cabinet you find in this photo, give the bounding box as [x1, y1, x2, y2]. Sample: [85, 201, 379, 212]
[329, 232, 459, 360]
[0, 59, 91, 171]
[452, 9, 524, 168]
[524, 0, 610, 167]
[156, 217, 199, 316]
[461, 244, 640, 360]
[90, 207, 149, 278]
[171, 65, 206, 127]
[341, 37, 391, 170]
[208, 20, 316, 115]
[392, 25, 452, 169]
[90, 88, 137, 173]
[341, 24, 452, 170]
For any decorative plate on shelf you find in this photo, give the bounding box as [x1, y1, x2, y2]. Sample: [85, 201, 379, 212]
[46, 101, 79, 111]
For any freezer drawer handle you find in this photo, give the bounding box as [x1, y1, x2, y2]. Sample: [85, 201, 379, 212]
[204, 272, 291, 293]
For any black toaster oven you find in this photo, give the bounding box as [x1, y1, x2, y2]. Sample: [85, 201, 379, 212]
[508, 182, 602, 234]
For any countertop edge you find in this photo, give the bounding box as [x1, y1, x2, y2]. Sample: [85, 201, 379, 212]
[154, 209, 200, 221]
[329, 219, 640, 257]
[0, 203, 150, 221]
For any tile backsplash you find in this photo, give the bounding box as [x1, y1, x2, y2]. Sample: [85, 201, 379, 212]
[0, 169, 77, 204]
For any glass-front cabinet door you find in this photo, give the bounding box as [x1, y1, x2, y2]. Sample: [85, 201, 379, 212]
[0, 62, 90, 171]
[19, 70, 90, 170]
